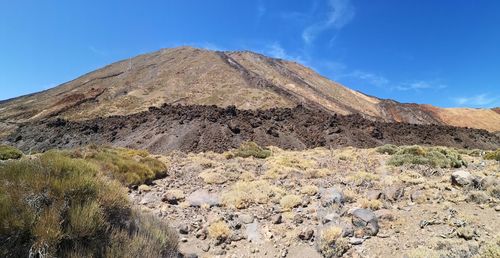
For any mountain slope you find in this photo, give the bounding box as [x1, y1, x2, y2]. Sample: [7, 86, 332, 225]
[0, 46, 499, 132]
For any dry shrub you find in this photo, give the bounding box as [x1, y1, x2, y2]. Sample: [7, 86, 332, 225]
[279, 194, 302, 211]
[207, 221, 231, 241]
[301, 185, 319, 196]
[318, 226, 350, 258]
[358, 198, 383, 210]
[376, 144, 400, 155]
[346, 171, 379, 187]
[221, 180, 284, 209]
[265, 153, 317, 179]
[199, 170, 227, 184]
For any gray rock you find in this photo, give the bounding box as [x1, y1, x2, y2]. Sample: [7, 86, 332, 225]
[451, 170, 474, 187]
[481, 176, 499, 190]
[410, 190, 428, 204]
[271, 214, 282, 224]
[352, 208, 379, 236]
[179, 224, 189, 235]
[186, 189, 220, 207]
[245, 221, 262, 243]
[322, 212, 340, 224]
[293, 214, 304, 224]
[349, 237, 364, 245]
[298, 228, 314, 241]
[384, 186, 405, 202]
[239, 213, 254, 224]
[320, 187, 344, 207]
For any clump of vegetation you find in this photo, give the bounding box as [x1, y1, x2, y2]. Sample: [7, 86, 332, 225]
[484, 149, 500, 161]
[73, 146, 168, 186]
[0, 150, 178, 258]
[264, 153, 318, 179]
[207, 221, 231, 243]
[0, 145, 23, 160]
[376, 144, 400, 155]
[387, 146, 466, 168]
[199, 170, 227, 184]
[477, 234, 500, 258]
[346, 171, 379, 187]
[358, 198, 383, 210]
[301, 184, 319, 196]
[279, 194, 302, 211]
[318, 226, 350, 258]
[228, 141, 271, 159]
[221, 180, 285, 209]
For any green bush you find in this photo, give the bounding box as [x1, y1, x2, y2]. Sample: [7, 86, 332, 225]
[0, 145, 22, 160]
[76, 146, 168, 186]
[231, 141, 271, 159]
[0, 151, 177, 257]
[387, 146, 466, 168]
[376, 144, 400, 155]
[485, 149, 500, 161]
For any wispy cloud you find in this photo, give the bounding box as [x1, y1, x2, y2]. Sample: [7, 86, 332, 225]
[264, 42, 307, 64]
[344, 70, 389, 87]
[302, 0, 355, 44]
[453, 94, 499, 107]
[256, 1, 266, 22]
[88, 46, 108, 56]
[394, 80, 447, 91]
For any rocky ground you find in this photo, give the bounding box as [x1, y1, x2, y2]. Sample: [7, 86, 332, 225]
[128, 147, 500, 257]
[5, 105, 500, 154]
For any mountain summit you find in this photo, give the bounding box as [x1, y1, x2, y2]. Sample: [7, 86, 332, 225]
[1, 46, 499, 132]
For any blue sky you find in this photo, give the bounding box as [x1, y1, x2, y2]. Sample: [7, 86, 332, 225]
[1, 0, 499, 108]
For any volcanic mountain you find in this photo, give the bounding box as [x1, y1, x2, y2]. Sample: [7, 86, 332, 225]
[0, 46, 499, 133]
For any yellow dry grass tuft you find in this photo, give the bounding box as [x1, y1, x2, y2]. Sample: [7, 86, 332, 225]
[279, 194, 302, 211]
[221, 180, 285, 209]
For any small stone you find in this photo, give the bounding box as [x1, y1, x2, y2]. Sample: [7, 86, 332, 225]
[320, 188, 344, 207]
[138, 184, 151, 193]
[293, 214, 304, 224]
[179, 224, 189, 235]
[239, 214, 254, 224]
[349, 237, 364, 245]
[162, 189, 185, 205]
[187, 189, 220, 207]
[352, 208, 379, 236]
[201, 243, 210, 252]
[298, 228, 314, 241]
[272, 214, 282, 224]
[457, 227, 475, 240]
[384, 186, 405, 202]
[322, 212, 340, 224]
[281, 248, 288, 257]
[494, 206, 500, 212]
[410, 190, 428, 204]
[180, 237, 188, 242]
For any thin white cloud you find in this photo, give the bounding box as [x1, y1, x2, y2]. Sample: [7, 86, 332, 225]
[453, 94, 499, 107]
[302, 0, 355, 44]
[88, 46, 107, 56]
[264, 42, 307, 64]
[395, 81, 447, 91]
[346, 70, 389, 87]
[257, 1, 266, 21]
